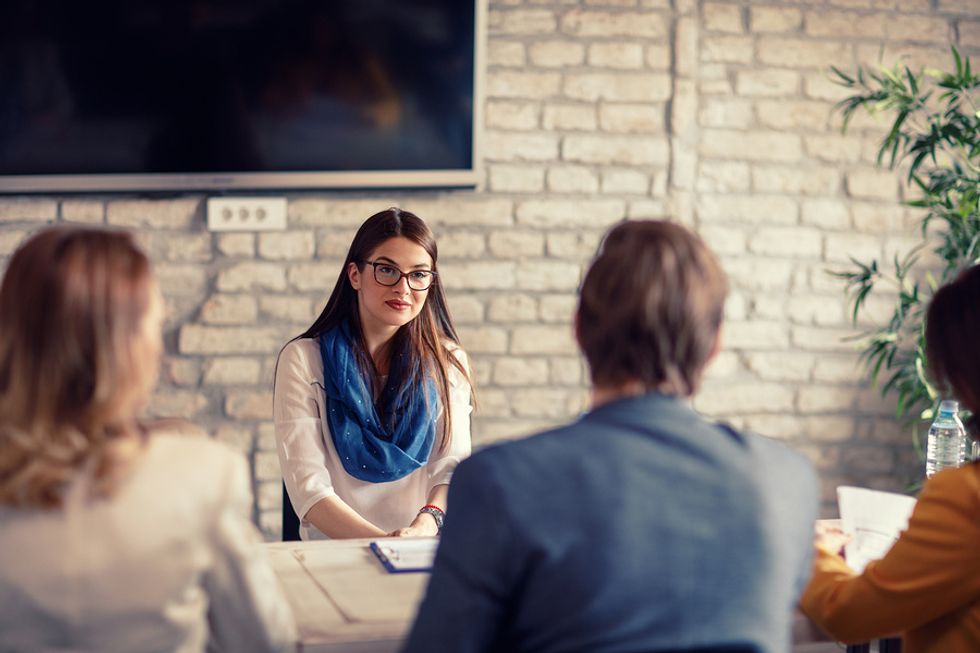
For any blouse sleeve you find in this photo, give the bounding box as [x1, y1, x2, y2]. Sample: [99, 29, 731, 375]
[273, 340, 336, 521]
[205, 452, 298, 653]
[425, 347, 473, 491]
[800, 466, 980, 643]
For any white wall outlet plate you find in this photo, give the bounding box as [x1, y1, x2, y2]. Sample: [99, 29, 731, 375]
[206, 197, 287, 232]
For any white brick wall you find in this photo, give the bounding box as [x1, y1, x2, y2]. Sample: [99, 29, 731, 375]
[1, 0, 978, 535]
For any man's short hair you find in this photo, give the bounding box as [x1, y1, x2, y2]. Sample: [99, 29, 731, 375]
[576, 219, 727, 396]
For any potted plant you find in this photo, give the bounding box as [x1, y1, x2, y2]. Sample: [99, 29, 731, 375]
[831, 47, 979, 448]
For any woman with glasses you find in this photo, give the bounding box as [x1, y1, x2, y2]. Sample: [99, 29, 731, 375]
[801, 264, 980, 652]
[274, 207, 474, 540]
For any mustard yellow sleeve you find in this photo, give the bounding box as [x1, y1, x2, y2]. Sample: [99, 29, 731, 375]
[800, 466, 980, 643]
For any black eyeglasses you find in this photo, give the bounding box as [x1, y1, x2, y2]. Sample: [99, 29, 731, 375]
[362, 260, 437, 291]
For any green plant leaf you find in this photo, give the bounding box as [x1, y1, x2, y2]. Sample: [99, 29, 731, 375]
[830, 65, 856, 86]
[906, 66, 919, 94]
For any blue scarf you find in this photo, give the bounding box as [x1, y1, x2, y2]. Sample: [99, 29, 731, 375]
[318, 322, 437, 483]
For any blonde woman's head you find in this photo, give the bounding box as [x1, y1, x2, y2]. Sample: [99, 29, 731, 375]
[0, 227, 162, 508]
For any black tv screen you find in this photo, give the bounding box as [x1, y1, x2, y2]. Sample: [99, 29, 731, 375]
[0, 0, 481, 192]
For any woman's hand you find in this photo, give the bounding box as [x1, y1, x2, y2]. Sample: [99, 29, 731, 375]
[815, 519, 851, 558]
[389, 511, 439, 538]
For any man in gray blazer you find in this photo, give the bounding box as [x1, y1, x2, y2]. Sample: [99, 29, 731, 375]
[403, 220, 818, 653]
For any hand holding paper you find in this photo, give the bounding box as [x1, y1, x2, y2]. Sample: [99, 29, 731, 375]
[814, 519, 850, 558]
[836, 486, 917, 573]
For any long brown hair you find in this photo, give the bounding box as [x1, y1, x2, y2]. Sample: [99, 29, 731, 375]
[926, 264, 980, 435]
[0, 227, 156, 508]
[296, 207, 472, 451]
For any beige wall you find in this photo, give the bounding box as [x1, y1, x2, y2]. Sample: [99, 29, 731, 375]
[1, 0, 979, 535]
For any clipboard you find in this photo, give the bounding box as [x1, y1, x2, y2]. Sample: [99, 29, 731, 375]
[369, 538, 439, 574]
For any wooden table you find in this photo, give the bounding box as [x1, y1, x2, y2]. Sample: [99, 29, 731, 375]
[267, 539, 850, 653]
[266, 539, 429, 653]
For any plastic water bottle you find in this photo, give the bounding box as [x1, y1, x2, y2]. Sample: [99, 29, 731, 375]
[925, 400, 968, 478]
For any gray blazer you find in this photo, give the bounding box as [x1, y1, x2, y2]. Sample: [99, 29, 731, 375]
[404, 392, 818, 653]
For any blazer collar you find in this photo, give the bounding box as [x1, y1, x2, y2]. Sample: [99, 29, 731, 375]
[586, 391, 696, 422]
[581, 391, 744, 445]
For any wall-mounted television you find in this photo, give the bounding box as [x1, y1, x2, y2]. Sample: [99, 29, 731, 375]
[0, 0, 484, 193]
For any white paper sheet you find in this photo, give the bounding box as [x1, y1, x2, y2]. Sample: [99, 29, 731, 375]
[837, 486, 917, 573]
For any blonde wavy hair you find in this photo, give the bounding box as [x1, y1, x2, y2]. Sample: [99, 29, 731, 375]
[0, 227, 158, 508]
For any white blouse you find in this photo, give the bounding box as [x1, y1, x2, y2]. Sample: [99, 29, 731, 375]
[274, 338, 472, 540]
[0, 433, 296, 653]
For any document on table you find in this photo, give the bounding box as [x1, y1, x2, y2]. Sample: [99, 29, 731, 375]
[837, 486, 917, 573]
[370, 538, 439, 573]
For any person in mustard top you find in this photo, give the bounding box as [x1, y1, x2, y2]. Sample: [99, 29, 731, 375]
[800, 263, 980, 653]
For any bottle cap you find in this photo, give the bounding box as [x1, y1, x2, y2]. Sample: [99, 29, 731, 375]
[939, 399, 959, 416]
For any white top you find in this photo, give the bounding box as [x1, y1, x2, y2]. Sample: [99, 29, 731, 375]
[0, 433, 297, 653]
[274, 338, 472, 539]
